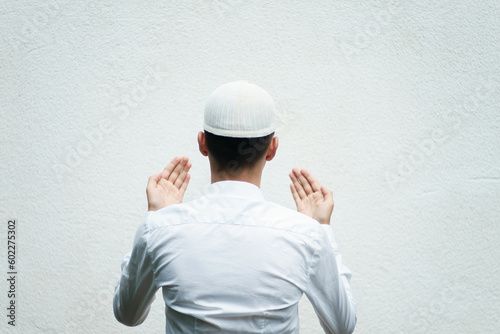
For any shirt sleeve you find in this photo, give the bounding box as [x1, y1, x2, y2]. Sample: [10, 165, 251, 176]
[304, 224, 357, 334]
[113, 213, 158, 326]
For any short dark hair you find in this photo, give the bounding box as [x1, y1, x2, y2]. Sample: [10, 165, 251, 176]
[205, 131, 274, 174]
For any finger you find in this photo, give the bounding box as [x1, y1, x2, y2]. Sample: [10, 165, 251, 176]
[294, 168, 313, 195]
[179, 173, 191, 196]
[161, 156, 182, 179]
[167, 156, 189, 183]
[174, 161, 192, 188]
[290, 169, 307, 199]
[290, 183, 301, 205]
[169, 156, 189, 183]
[301, 169, 321, 192]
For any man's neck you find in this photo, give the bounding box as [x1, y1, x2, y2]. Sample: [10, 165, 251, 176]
[210, 168, 263, 188]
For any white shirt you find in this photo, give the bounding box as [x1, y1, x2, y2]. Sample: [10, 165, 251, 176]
[113, 181, 356, 333]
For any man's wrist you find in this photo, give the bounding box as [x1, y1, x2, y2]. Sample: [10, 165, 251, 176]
[313, 215, 331, 225]
[317, 219, 330, 225]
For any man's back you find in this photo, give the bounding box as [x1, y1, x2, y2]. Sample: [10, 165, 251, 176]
[115, 180, 355, 333]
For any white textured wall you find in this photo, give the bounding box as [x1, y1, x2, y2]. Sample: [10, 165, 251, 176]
[1, 1, 499, 333]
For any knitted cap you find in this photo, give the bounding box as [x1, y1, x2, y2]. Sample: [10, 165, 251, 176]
[203, 80, 276, 138]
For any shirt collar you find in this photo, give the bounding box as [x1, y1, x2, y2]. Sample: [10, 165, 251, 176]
[205, 180, 265, 201]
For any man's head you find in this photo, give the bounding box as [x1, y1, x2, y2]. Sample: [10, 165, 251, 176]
[198, 81, 279, 179]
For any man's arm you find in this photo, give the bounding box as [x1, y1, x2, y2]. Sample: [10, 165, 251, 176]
[305, 225, 357, 334]
[113, 156, 191, 326]
[113, 217, 157, 326]
[289, 168, 356, 333]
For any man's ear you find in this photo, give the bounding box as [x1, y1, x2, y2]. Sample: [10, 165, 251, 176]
[265, 136, 279, 161]
[198, 131, 208, 157]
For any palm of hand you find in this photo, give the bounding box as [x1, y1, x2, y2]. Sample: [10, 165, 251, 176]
[149, 179, 183, 208]
[296, 190, 333, 224]
[146, 156, 192, 211]
[289, 168, 333, 225]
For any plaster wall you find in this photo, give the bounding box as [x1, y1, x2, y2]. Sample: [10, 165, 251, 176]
[1, 1, 499, 333]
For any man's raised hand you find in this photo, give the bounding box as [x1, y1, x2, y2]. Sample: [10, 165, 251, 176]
[289, 168, 333, 225]
[147, 156, 192, 211]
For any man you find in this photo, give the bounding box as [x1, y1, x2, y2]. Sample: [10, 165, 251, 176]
[113, 81, 356, 333]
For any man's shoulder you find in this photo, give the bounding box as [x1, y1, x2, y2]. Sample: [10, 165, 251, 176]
[145, 203, 193, 230]
[261, 200, 307, 219]
[258, 200, 324, 235]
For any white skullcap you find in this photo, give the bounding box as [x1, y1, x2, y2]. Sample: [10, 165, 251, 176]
[203, 80, 276, 138]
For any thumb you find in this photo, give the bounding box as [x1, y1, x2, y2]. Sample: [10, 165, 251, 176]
[321, 186, 333, 205]
[147, 172, 161, 191]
